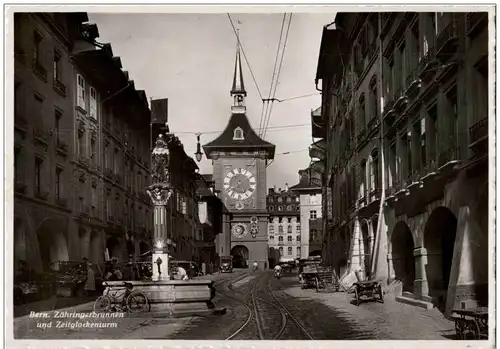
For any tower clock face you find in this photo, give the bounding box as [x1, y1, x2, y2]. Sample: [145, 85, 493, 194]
[223, 168, 257, 201]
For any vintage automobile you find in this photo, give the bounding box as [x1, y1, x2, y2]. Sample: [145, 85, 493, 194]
[219, 256, 233, 273]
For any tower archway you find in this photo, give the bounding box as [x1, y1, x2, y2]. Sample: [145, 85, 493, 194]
[391, 221, 415, 294]
[423, 206, 458, 307]
[231, 245, 249, 268]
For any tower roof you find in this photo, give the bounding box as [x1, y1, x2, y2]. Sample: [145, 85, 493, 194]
[203, 113, 275, 158]
[230, 39, 247, 96]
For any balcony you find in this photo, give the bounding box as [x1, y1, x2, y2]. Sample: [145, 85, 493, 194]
[469, 117, 488, 155]
[356, 128, 367, 144]
[407, 169, 424, 190]
[438, 145, 461, 170]
[34, 190, 49, 201]
[393, 88, 408, 111]
[436, 20, 459, 62]
[366, 117, 379, 135]
[421, 160, 439, 182]
[53, 79, 66, 97]
[32, 59, 47, 82]
[418, 48, 438, 82]
[467, 12, 488, 38]
[14, 181, 27, 194]
[405, 67, 422, 98]
[382, 98, 396, 125]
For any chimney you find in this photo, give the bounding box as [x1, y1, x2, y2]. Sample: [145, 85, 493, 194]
[285, 183, 289, 192]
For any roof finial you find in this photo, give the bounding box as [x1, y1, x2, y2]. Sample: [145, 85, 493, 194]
[231, 19, 246, 99]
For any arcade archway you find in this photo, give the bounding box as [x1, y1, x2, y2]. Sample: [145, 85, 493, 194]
[106, 237, 121, 261]
[37, 219, 69, 272]
[391, 221, 415, 293]
[423, 206, 457, 306]
[231, 245, 249, 268]
[14, 217, 26, 269]
[89, 231, 100, 264]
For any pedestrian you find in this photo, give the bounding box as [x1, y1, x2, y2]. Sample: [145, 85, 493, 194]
[84, 262, 96, 297]
[177, 265, 188, 280]
[187, 265, 197, 279]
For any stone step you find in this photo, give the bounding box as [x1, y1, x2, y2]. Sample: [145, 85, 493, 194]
[395, 295, 434, 310]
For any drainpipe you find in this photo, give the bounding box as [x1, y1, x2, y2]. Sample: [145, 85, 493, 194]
[370, 13, 387, 280]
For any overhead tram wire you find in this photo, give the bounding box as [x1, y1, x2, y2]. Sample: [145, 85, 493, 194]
[261, 13, 293, 140]
[174, 123, 310, 135]
[227, 13, 264, 100]
[259, 13, 287, 136]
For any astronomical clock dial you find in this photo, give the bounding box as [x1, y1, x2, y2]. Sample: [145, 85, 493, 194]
[223, 168, 257, 201]
[232, 223, 248, 238]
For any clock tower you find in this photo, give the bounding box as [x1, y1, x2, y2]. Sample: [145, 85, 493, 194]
[203, 39, 275, 270]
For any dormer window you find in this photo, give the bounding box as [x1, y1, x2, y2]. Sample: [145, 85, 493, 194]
[233, 127, 244, 140]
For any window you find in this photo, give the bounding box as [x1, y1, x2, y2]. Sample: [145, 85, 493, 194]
[286, 197, 291, 203]
[296, 224, 301, 233]
[90, 137, 96, 164]
[358, 94, 366, 130]
[54, 109, 62, 145]
[34, 95, 43, 120]
[278, 197, 283, 203]
[296, 197, 299, 202]
[296, 246, 301, 256]
[269, 235, 274, 242]
[104, 142, 109, 169]
[369, 77, 378, 120]
[311, 229, 317, 241]
[278, 236, 283, 242]
[233, 127, 244, 140]
[279, 247, 283, 255]
[35, 157, 43, 194]
[78, 127, 85, 157]
[360, 160, 367, 198]
[310, 210, 317, 219]
[389, 142, 397, 186]
[55, 167, 62, 199]
[288, 247, 293, 255]
[77, 74, 85, 109]
[269, 225, 274, 233]
[53, 50, 61, 81]
[371, 150, 379, 191]
[445, 85, 458, 147]
[278, 205, 283, 211]
[287, 218, 292, 223]
[296, 235, 301, 242]
[14, 146, 21, 182]
[427, 104, 438, 162]
[278, 225, 283, 233]
[287, 225, 292, 233]
[287, 205, 292, 211]
[114, 148, 119, 173]
[278, 217, 283, 223]
[287, 236, 292, 242]
[90, 87, 97, 119]
[33, 31, 42, 63]
[268, 205, 274, 211]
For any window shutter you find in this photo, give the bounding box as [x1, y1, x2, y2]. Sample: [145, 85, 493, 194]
[77, 74, 85, 109]
[90, 87, 97, 119]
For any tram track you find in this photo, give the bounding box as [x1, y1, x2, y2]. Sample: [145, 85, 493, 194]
[216, 271, 314, 340]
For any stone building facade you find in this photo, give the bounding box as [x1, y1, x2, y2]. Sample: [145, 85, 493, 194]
[316, 12, 489, 314]
[290, 169, 322, 259]
[14, 13, 153, 273]
[266, 185, 301, 262]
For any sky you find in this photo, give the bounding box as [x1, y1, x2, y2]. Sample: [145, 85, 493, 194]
[89, 12, 335, 189]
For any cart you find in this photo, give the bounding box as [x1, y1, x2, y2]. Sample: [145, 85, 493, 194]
[452, 307, 488, 340]
[299, 262, 320, 289]
[314, 266, 340, 293]
[353, 279, 384, 305]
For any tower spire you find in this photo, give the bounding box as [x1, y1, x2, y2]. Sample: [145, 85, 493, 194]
[231, 25, 247, 103]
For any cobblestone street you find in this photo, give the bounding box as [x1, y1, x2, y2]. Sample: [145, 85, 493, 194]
[14, 269, 458, 340]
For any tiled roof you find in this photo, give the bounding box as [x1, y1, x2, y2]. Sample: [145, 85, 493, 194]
[203, 113, 275, 155]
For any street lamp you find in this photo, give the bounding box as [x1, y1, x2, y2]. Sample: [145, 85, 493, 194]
[195, 133, 203, 162]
